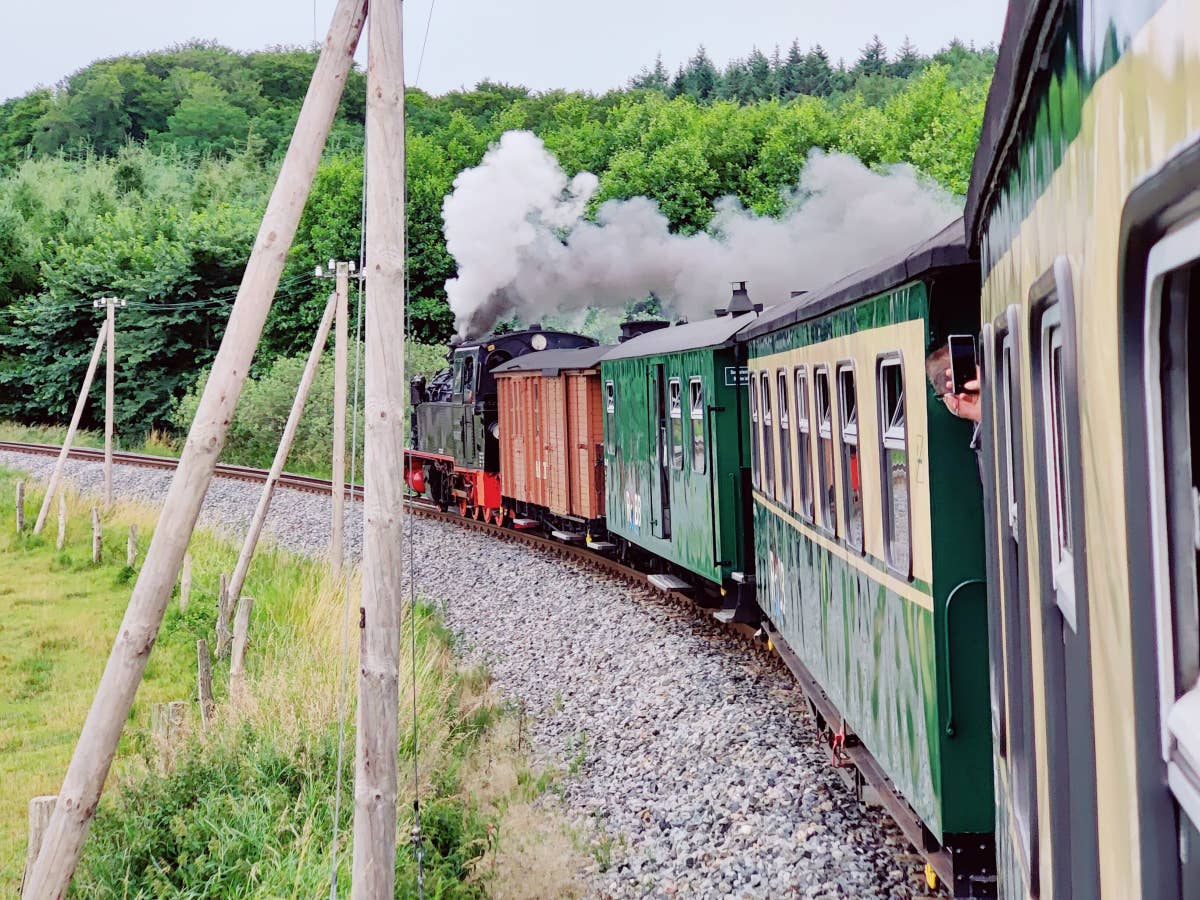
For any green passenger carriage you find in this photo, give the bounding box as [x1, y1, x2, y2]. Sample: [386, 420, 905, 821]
[600, 313, 758, 611]
[738, 220, 995, 896]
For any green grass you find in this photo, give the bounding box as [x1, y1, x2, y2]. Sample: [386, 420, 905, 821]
[0, 467, 582, 897]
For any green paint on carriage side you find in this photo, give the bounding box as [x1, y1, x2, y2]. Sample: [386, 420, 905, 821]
[601, 341, 750, 586]
[748, 276, 993, 842]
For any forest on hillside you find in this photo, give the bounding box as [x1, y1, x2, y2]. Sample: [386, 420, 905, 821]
[0, 37, 995, 435]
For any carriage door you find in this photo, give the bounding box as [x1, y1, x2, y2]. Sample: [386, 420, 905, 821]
[1030, 261, 1099, 899]
[649, 364, 671, 538]
[1142, 218, 1200, 899]
[992, 308, 1040, 893]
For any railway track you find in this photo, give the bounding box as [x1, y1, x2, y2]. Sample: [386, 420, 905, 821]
[0, 439, 677, 598]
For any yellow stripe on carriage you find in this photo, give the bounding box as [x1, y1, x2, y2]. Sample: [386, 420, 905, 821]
[754, 491, 935, 612]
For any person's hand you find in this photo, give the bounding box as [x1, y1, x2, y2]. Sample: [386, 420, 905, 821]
[943, 366, 982, 423]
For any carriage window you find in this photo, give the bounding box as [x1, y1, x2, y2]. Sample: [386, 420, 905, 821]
[669, 378, 683, 470]
[1038, 308, 1077, 625]
[604, 381, 615, 454]
[1144, 224, 1200, 838]
[761, 372, 776, 498]
[689, 378, 706, 474]
[777, 370, 793, 508]
[750, 375, 761, 489]
[462, 355, 476, 402]
[815, 368, 836, 533]
[878, 358, 910, 575]
[795, 367, 814, 521]
[838, 365, 864, 552]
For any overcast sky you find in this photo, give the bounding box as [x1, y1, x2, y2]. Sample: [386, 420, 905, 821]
[1, 0, 1008, 102]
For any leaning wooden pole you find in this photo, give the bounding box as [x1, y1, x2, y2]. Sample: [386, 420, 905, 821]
[227, 293, 337, 604]
[351, 0, 406, 895]
[20, 5, 367, 896]
[331, 261, 349, 574]
[32, 322, 108, 535]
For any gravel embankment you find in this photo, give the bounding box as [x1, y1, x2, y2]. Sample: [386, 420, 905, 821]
[1, 450, 928, 898]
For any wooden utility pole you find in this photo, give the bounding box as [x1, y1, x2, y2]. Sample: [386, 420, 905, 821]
[352, 0, 406, 895]
[94, 297, 126, 506]
[20, 4, 367, 895]
[227, 292, 337, 605]
[331, 261, 350, 573]
[33, 322, 108, 535]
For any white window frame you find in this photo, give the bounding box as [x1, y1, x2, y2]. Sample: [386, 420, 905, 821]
[605, 380, 615, 413]
[1144, 217, 1200, 830]
[668, 377, 683, 471]
[877, 355, 911, 576]
[750, 371, 761, 489]
[689, 376, 705, 475]
[795, 366, 813, 521]
[838, 362, 862, 552]
[1039, 312, 1077, 628]
[815, 366, 835, 534]
[761, 371, 775, 498]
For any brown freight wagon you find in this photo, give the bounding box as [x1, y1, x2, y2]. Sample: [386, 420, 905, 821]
[493, 346, 611, 540]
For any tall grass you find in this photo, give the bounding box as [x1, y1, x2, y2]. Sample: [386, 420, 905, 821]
[0, 467, 583, 896]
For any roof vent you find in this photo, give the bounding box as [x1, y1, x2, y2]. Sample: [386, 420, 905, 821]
[618, 319, 671, 343]
[789, 290, 808, 299]
[716, 281, 763, 317]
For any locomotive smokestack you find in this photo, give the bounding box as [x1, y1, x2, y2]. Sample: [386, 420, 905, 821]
[716, 281, 763, 317]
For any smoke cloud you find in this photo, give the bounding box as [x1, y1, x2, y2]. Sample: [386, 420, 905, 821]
[442, 130, 961, 339]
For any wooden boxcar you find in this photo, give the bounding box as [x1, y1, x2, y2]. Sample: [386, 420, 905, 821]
[600, 315, 757, 607]
[738, 219, 995, 896]
[493, 347, 610, 536]
[965, 1, 1200, 897]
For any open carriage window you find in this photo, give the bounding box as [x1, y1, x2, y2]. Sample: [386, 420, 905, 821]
[838, 364, 864, 552]
[668, 378, 683, 470]
[761, 371, 776, 498]
[604, 380, 615, 454]
[877, 357, 910, 576]
[750, 374, 761, 490]
[795, 367, 814, 521]
[777, 370, 793, 509]
[689, 377, 705, 474]
[815, 367, 836, 534]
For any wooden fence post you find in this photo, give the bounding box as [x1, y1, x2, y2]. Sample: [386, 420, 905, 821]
[90, 507, 101, 564]
[179, 554, 192, 614]
[21, 796, 57, 895]
[215, 573, 233, 660]
[56, 494, 67, 551]
[151, 701, 186, 744]
[15, 481, 25, 532]
[19, 4, 367, 895]
[229, 596, 255, 698]
[126, 524, 137, 568]
[32, 321, 108, 535]
[197, 639, 214, 729]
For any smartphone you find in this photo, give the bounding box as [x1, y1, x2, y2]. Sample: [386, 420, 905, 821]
[948, 334, 977, 396]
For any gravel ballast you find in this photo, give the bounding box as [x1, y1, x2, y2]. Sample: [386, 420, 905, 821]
[1, 450, 930, 898]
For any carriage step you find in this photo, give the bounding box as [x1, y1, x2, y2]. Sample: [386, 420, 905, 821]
[713, 608, 737, 624]
[586, 539, 616, 551]
[647, 573, 691, 593]
[551, 530, 584, 542]
[511, 518, 539, 529]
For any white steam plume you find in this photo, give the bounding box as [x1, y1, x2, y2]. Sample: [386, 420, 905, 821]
[443, 130, 961, 339]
